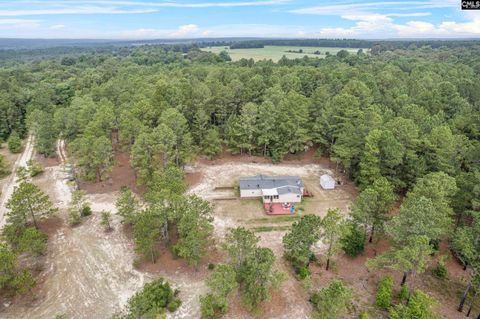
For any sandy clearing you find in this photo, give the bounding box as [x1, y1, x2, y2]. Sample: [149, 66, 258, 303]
[2, 140, 208, 319]
[0, 135, 35, 228]
[1, 142, 151, 319]
[188, 162, 331, 200]
[186, 161, 356, 319]
[188, 161, 355, 237]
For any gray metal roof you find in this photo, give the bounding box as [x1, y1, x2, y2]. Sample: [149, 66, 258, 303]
[277, 185, 302, 195]
[239, 175, 304, 191]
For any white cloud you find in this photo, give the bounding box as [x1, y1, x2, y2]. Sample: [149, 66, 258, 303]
[438, 17, 480, 35]
[386, 12, 431, 17]
[0, 18, 40, 28]
[4, 0, 291, 14]
[0, 6, 158, 16]
[118, 24, 203, 39]
[393, 21, 437, 36]
[119, 28, 166, 39]
[49, 24, 65, 29]
[115, 23, 306, 39]
[289, 0, 479, 38]
[0, 1, 291, 17]
[89, 0, 292, 8]
[341, 13, 393, 23]
[291, 1, 456, 15]
[170, 24, 199, 37]
[315, 14, 480, 38]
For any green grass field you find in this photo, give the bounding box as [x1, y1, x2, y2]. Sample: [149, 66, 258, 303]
[202, 45, 364, 62]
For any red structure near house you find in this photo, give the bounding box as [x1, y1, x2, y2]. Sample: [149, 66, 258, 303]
[264, 202, 296, 215]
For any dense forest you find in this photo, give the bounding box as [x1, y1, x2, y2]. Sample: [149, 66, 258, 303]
[1, 40, 480, 317]
[2, 42, 479, 188]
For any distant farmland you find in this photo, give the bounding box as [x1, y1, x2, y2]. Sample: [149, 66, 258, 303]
[202, 45, 364, 61]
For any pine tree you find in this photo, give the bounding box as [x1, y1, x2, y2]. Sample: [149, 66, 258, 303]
[71, 134, 113, 182]
[115, 187, 140, 225]
[202, 127, 222, 159]
[283, 214, 322, 273]
[133, 209, 162, 263]
[368, 235, 433, 287]
[6, 182, 57, 229]
[321, 208, 348, 271]
[7, 131, 22, 153]
[223, 227, 259, 277]
[353, 177, 396, 243]
[173, 196, 214, 268]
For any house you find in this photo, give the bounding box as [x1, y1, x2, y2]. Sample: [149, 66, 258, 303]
[320, 174, 335, 190]
[239, 175, 304, 203]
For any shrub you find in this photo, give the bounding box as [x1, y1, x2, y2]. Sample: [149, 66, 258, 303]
[167, 298, 182, 312]
[208, 263, 215, 270]
[81, 206, 92, 217]
[27, 160, 43, 177]
[12, 270, 35, 294]
[132, 259, 141, 269]
[429, 239, 440, 253]
[311, 279, 352, 319]
[398, 285, 410, 302]
[341, 222, 365, 257]
[359, 313, 369, 319]
[390, 290, 438, 319]
[100, 211, 112, 232]
[18, 227, 48, 256]
[68, 210, 81, 226]
[375, 276, 393, 310]
[200, 293, 219, 319]
[0, 155, 10, 177]
[16, 166, 29, 182]
[297, 267, 310, 280]
[433, 256, 448, 279]
[115, 278, 181, 318]
[7, 131, 22, 153]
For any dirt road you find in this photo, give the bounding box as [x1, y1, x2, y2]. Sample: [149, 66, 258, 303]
[0, 135, 34, 228]
[1, 139, 206, 319]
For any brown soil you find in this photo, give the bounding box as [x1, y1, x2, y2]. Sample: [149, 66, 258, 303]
[79, 151, 141, 194]
[185, 171, 203, 188]
[34, 153, 60, 168]
[305, 237, 476, 319]
[136, 246, 224, 277]
[0, 146, 21, 171]
[37, 216, 64, 237]
[197, 146, 333, 167]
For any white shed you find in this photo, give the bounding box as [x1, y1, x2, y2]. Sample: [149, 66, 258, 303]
[320, 174, 335, 190]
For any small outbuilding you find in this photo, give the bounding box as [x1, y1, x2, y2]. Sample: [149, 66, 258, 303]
[320, 174, 335, 190]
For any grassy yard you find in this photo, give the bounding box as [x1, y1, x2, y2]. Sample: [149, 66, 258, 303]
[202, 45, 364, 61]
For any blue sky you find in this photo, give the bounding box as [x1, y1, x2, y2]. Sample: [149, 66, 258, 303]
[0, 0, 478, 39]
